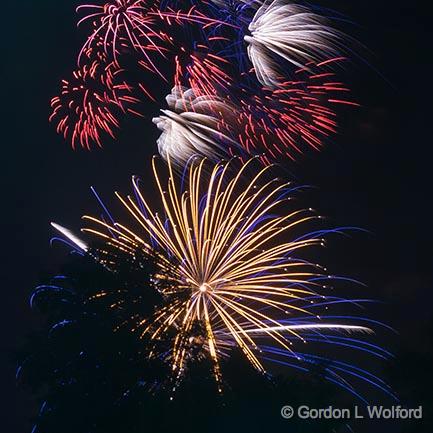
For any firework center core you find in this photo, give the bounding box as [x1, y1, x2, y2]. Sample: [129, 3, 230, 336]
[199, 283, 212, 293]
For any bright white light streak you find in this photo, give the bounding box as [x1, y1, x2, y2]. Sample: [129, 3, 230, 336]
[51, 222, 89, 252]
[241, 324, 372, 334]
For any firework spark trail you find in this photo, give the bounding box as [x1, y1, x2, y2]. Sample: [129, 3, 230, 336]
[174, 43, 233, 99]
[151, 5, 237, 28]
[49, 60, 141, 150]
[51, 223, 89, 252]
[72, 158, 373, 386]
[245, 1, 344, 87]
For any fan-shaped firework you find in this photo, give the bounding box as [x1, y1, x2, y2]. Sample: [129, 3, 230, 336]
[49, 61, 140, 150]
[245, 1, 344, 87]
[52, 157, 386, 393]
[152, 87, 239, 167]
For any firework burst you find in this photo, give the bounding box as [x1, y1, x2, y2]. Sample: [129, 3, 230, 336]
[152, 87, 239, 167]
[233, 59, 359, 163]
[56, 158, 373, 389]
[77, 0, 167, 78]
[245, 1, 344, 87]
[49, 60, 141, 150]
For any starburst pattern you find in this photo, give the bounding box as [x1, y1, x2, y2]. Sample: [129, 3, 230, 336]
[77, 0, 167, 76]
[72, 158, 372, 388]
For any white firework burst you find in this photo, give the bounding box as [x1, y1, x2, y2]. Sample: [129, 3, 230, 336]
[153, 87, 238, 167]
[245, 1, 343, 87]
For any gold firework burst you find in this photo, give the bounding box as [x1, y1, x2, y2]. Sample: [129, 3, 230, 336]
[55, 157, 368, 388]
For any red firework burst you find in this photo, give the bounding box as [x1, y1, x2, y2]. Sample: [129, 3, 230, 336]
[50, 60, 141, 150]
[77, 0, 167, 78]
[236, 58, 359, 163]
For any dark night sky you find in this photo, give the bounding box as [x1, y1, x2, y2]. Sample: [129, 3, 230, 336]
[3, 1, 433, 432]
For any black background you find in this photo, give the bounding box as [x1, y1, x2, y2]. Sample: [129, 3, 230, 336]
[3, 1, 432, 432]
